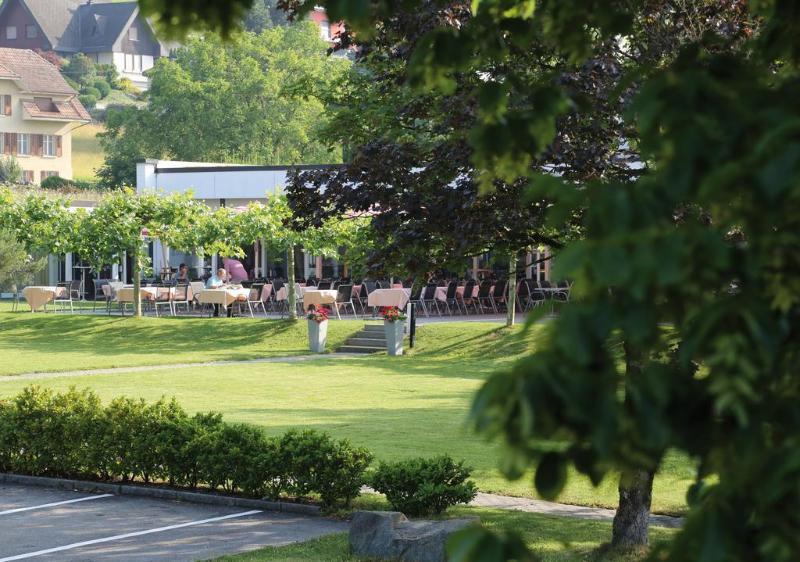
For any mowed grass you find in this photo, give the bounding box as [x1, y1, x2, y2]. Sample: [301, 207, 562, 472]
[0, 306, 362, 375]
[71, 123, 105, 182]
[0, 312, 695, 514]
[212, 508, 678, 562]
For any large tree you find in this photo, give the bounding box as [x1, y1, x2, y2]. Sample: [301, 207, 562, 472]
[135, 0, 800, 557]
[98, 23, 349, 187]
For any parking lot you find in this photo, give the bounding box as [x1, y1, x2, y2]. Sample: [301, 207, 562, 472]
[0, 483, 347, 561]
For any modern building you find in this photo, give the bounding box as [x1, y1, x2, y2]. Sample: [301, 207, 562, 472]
[0, 0, 174, 90]
[0, 47, 90, 183]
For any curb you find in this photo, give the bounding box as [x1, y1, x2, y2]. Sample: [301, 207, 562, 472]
[0, 473, 321, 516]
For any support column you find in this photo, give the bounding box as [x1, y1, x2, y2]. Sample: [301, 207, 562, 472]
[65, 253, 73, 281]
[543, 248, 551, 281]
[526, 250, 533, 279]
[211, 254, 218, 274]
[112, 263, 119, 281]
[122, 252, 128, 283]
[315, 256, 323, 278]
[261, 240, 267, 278]
[472, 257, 479, 280]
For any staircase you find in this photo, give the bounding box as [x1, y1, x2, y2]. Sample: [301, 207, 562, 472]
[339, 324, 386, 354]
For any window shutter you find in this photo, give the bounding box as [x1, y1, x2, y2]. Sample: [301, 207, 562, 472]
[40, 170, 45, 183]
[55, 135, 62, 157]
[33, 134, 42, 156]
[4, 95, 10, 116]
[7, 132, 16, 155]
[2, 133, 9, 154]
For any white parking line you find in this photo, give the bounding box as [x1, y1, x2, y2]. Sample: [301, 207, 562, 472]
[0, 494, 114, 516]
[0, 509, 264, 561]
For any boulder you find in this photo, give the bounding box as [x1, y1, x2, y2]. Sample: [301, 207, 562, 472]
[349, 511, 479, 562]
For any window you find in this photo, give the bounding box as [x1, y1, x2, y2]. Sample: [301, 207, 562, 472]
[41, 170, 58, 182]
[21, 170, 33, 184]
[42, 135, 55, 157]
[17, 134, 29, 156]
[319, 21, 330, 40]
[129, 26, 138, 41]
[25, 25, 36, 39]
[125, 54, 133, 71]
[134, 54, 141, 72]
[6, 26, 16, 40]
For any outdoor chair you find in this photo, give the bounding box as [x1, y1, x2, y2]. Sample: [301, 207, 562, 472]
[317, 280, 332, 290]
[421, 284, 441, 317]
[172, 283, 192, 315]
[53, 281, 75, 313]
[246, 283, 266, 317]
[92, 280, 109, 312]
[492, 279, 509, 312]
[332, 283, 356, 319]
[408, 283, 424, 315]
[153, 287, 174, 317]
[459, 280, 477, 314]
[476, 281, 496, 314]
[442, 281, 464, 315]
[554, 280, 571, 302]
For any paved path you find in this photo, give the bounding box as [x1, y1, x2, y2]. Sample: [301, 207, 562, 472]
[471, 491, 683, 528]
[0, 354, 360, 382]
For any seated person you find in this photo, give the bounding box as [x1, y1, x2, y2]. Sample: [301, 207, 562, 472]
[223, 257, 249, 284]
[174, 263, 189, 284]
[206, 268, 228, 289]
[206, 268, 230, 317]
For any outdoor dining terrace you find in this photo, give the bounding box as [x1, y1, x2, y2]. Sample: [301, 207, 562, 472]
[16, 277, 571, 319]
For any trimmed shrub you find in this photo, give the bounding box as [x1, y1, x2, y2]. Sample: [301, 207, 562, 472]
[78, 94, 97, 110]
[371, 455, 478, 516]
[92, 79, 111, 98]
[0, 387, 374, 508]
[279, 430, 374, 507]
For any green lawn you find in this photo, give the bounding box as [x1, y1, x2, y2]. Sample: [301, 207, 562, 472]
[72, 123, 105, 182]
[211, 508, 678, 561]
[0, 311, 695, 514]
[0, 308, 362, 375]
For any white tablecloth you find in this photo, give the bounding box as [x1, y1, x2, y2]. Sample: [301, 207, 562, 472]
[367, 288, 410, 309]
[302, 289, 339, 311]
[198, 287, 251, 308]
[22, 286, 65, 311]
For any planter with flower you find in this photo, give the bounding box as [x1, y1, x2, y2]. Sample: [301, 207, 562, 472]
[307, 305, 329, 353]
[381, 306, 407, 356]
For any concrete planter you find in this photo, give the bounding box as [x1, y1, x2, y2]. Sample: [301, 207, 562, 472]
[308, 319, 328, 353]
[384, 320, 405, 356]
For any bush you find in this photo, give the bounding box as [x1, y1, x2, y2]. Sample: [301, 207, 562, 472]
[92, 79, 111, 98]
[78, 94, 97, 110]
[117, 77, 141, 95]
[0, 155, 22, 184]
[278, 430, 374, 507]
[81, 86, 101, 99]
[371, 455, 478, 516]
[0, 387, 374, 508]
[97, 63, 119, 88]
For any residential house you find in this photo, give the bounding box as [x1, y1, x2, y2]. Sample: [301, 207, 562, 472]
[0, 47, 90, 183]
[0, 0, 174, 90]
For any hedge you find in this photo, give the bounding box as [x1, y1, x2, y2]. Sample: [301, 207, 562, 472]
[0, 387, 373, 508]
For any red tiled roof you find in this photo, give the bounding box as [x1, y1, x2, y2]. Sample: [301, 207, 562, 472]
[22, 98, 90, 122]
[0, 48, 76, 95]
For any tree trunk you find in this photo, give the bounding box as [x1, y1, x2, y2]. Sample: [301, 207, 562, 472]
[286, 245, 297, 320]
[132, 247, 142, 318]
[506, 253, 516, 327]
[612, 341, 654, 547]
[612, 469, 655, 547]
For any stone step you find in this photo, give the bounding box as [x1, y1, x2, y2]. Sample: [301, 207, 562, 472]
[362, 324, 384, 333]
[338, 345, 385, 354]
[346, 337, 387, 347]
[353, 330, 387, 339]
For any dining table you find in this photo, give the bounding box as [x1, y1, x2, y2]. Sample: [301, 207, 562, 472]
[21, 286, 66, 312]
[302, 289, 339, 311]
[367, 288, 410, 309]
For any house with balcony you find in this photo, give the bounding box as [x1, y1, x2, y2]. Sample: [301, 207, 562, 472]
[0, 0, 174, 90]
[0, 47, 90, 183]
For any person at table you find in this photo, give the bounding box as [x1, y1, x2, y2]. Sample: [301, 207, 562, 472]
[173, 263, 189, 284]
[206, 268, 231, 317]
